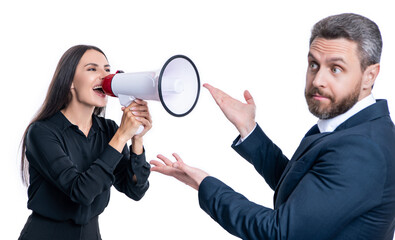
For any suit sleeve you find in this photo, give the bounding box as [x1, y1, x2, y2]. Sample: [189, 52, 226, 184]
[199, 134, 386, 240]
[232, 124, 289, 190]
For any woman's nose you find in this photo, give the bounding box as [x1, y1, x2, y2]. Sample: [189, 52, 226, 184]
[99, 69, 110, 79]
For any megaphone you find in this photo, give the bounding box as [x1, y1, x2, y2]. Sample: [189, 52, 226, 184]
[102, 55, 200, 134]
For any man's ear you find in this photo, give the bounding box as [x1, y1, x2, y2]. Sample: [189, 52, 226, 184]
[362, 63, 380, 90]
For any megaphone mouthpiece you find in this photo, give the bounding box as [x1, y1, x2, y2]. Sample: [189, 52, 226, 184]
[102, 74, 116, 97]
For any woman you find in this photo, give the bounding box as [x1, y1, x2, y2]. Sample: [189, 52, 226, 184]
[18, 45, 152, 240]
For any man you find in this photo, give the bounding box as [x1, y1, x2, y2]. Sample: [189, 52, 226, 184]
[150, 13, 395, 239]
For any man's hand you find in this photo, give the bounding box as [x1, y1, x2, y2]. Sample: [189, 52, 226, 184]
[150, 153, 209, 191]
[203, 83, 256, 138]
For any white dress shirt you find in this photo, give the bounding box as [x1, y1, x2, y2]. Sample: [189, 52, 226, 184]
[317, 94, 376, 133]
[238, 94, 376, 145]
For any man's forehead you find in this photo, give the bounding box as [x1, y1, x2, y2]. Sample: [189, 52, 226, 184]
[309, 38, 358, 59]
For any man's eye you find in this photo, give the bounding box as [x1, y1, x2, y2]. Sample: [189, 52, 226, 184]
[332, 67, 342, 73]
[309, 62, 318, 69]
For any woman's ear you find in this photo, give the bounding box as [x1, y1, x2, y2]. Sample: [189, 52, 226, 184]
[362, 63, 380, 90]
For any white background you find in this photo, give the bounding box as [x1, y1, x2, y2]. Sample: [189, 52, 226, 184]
[1, 0, 394, 239]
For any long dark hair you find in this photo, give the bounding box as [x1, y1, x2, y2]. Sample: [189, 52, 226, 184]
[20, 45, 107, 186]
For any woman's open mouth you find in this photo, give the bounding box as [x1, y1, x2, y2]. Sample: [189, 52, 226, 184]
[93, 86, 106, 95]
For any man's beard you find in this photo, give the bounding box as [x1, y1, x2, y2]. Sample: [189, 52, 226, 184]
[305, 83, 361, 120]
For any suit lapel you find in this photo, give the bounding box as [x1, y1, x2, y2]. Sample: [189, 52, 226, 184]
[274, 125, 319, 189]
[272, 100, 390, 209]
[274, 126, 330, 208]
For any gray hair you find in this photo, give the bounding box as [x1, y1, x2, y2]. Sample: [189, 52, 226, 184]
[310, 13, 382, 71]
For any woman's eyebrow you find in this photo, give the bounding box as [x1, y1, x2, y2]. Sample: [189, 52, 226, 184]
[84, 63, 111, 68]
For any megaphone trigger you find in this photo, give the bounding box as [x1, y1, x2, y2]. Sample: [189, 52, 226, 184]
[118, 94, 136, 108]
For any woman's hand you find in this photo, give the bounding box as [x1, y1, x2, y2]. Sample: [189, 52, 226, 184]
[129, 99, 152, 154]
[150, 153, 209, 191]
[130, 99, 152, 139]
[109, 99, 151, 153]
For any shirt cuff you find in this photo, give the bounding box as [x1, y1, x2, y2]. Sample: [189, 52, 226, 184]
[100, 145, 124, 171]
[130, 147, 146, 168]
[235, 123, 257, 146]
[130, 147, 150, 185]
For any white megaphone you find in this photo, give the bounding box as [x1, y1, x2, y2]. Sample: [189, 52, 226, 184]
[102, 55, 200, 134]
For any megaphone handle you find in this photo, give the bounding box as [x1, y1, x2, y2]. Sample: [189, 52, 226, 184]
[135, 125, 144, 135]
[118, 94, 145, 135]
[119, 94, 136, 107]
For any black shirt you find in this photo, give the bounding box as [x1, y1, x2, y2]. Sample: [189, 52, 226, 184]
[25, 112, 150, 225]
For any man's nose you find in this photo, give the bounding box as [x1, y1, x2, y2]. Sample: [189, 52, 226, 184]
[312, 69, 327, 88]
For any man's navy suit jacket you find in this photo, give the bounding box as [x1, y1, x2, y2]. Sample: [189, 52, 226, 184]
[198, 100, 395, 240]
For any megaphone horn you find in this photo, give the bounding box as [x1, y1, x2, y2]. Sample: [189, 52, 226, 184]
[102, 55, 200, 133]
